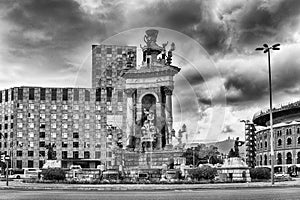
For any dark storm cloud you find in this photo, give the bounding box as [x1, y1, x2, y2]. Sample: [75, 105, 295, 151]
[233, 0, 300, 48]
[128, 0, 231, 55]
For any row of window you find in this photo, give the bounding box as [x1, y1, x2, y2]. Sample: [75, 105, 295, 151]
[258, 152, 300, 165]
[13, 122, 102, 130]
[0, 88, 122, 102]
[16, 103, 100, 110]
[16, 113, 102, 120]
[258, 137, 300, 149]
[14, 150, 108, 159]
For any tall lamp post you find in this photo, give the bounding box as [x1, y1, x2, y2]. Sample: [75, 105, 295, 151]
[255, 43, 280, 185]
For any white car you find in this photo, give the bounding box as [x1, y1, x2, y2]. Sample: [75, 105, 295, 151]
[274, 172, 289, 178]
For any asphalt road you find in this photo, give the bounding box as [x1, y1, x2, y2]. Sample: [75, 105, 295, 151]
[1, 187, 299, 200]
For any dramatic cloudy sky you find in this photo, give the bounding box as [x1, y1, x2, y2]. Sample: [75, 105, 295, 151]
[1, 0, 300, 142]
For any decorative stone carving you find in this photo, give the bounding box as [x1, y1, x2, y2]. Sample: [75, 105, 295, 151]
[163, 86, 173, 96]
[124, 89, 136, 97]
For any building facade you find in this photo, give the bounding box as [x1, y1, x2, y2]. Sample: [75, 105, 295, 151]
[253, 102, 300, 172]
[0, 87, 113, 169]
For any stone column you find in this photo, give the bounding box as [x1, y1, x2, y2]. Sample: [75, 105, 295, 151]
[125, 89, 135, 146]
[164, 86, 173, 145]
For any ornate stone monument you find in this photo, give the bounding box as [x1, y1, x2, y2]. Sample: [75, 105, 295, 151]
[119, 29, 185, 169]
[218, 138, 251, 182]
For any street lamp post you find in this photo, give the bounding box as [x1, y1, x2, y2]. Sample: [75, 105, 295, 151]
[256, 43, 280, 185]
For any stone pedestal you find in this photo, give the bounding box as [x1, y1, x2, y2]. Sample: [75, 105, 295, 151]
[218, 157, 251, 182]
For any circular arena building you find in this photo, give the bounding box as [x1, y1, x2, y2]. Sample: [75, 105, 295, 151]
[253, 101, 300, 175]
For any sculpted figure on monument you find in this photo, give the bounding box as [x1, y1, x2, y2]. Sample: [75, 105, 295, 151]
[232, 137, 245, 157]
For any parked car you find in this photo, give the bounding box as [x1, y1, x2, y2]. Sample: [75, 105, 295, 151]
[274, 172, 289, 179]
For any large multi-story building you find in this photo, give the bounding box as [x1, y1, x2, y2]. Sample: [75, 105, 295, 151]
[253, 102, 300, 172]
[0, 44, 136, 169]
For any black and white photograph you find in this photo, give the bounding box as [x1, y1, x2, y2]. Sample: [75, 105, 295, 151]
[0, 0, 300, 199]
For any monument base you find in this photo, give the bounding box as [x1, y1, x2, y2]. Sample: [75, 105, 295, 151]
[217, 157, 251, 182]
[42, 160, 61, 169]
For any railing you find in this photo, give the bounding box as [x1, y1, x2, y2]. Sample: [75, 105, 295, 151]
[254, 101, 300, 119]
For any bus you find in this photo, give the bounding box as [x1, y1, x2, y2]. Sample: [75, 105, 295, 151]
[8, 168, 41, 179]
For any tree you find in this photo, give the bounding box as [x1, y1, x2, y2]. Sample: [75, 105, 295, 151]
[42, 168, 66, 181]
[188, 165, 217, 181]
[183, 144, 222, 166]
[250, 167, 271, 180]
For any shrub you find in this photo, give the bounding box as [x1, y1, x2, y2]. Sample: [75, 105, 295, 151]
[250, 167, 271, 180]
[188, 165, 217, 181]
[42, 168, 66, 181]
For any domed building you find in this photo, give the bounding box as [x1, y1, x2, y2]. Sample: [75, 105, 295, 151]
[253, 101, 300, 173]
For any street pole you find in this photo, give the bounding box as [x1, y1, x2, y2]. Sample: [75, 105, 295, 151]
[268, 49, 275, 185]
[256, 43, 280, 185]
[6, 159, 8, 186]
[192, 148, 195, 168]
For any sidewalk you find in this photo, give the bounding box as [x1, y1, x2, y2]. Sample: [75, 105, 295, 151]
[1, 179, 300, 191]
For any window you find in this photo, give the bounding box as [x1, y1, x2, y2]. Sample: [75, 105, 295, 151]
[29, 88, 35, 100]
[29, 123, 34, 128]
[287, 138, 292, 145]
[40, 113, 45, 119]
[17, 123, 23, 128]
[96, 133, 101, 139]
[85, 105, 90, 110]
[85, 90, 90, 101]
[51, 88, 57, 101]
[39, 141, 45, 147]
[51, 105, 57, 110]
[73, 114, 79, 119]
[62, 132, 68, 138]
[62, 151, 68, 159]
[0, 91, 2, 103]
[28, 151, 34, 157]
[84, 142, 90, 148]
[106, 47, 112, 54]
[40, 88, 46, 100]
[73, 151, 79, 159]
[28, 160, 34, 168]
[95, 151, 101, 159]
[17, 160, 22, 169]
[51, 132, 56, 138]
[73, 105, 79, 110]
[10, 123, 13, 129]
[39, 151, 45, 157]
[51, 123, 56, 129]
[4, 89, 8, 102]
[62, 123, 68, 129]
[85, 133, 89, 139]
[278, 139, 282, 146]
[286, 152, 292, 164]
[39, 132, 45, 138]
[96, 114, 101, 120]
[40, 123, 46, 129]
[96, 124, 101, 129]
[17, 151, 23, 157]
[29, 104, 34, 109]
[40, 104, 45, 109]
[74, 124, 79, 129]
[62, 142, 68, 148]
[73, 142, 79, 148]
[84, 114, 90, 119]
[51, 114, 56, 119]
[62, 88, 68, 101]
[95, 143, 101, 148]
[17, 132, 22, 138]
[298, 137, 300, 145]
[73, 132, 79, 139]
[106, 87, 113, 102]
[18, 88, 23, 100]
[96, 105, 101, 110]
[96, 88, 101, 101]
[17, 141, 23, 147]
[11, 89, 14, 100]
[298, 128, 300, 134]
[117, 48, 122, 54]
[29, 141, 34, 148]
[107, 151, 112, 158]
[17, 113, 23, 118]
[117, 91, 123, 102]
[84, 151, 90, 159]
[62, 105, 68, 110]
[29, 132, 34, 138]
[74, 89, 79, 101]
[85, 124, 90, 129]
